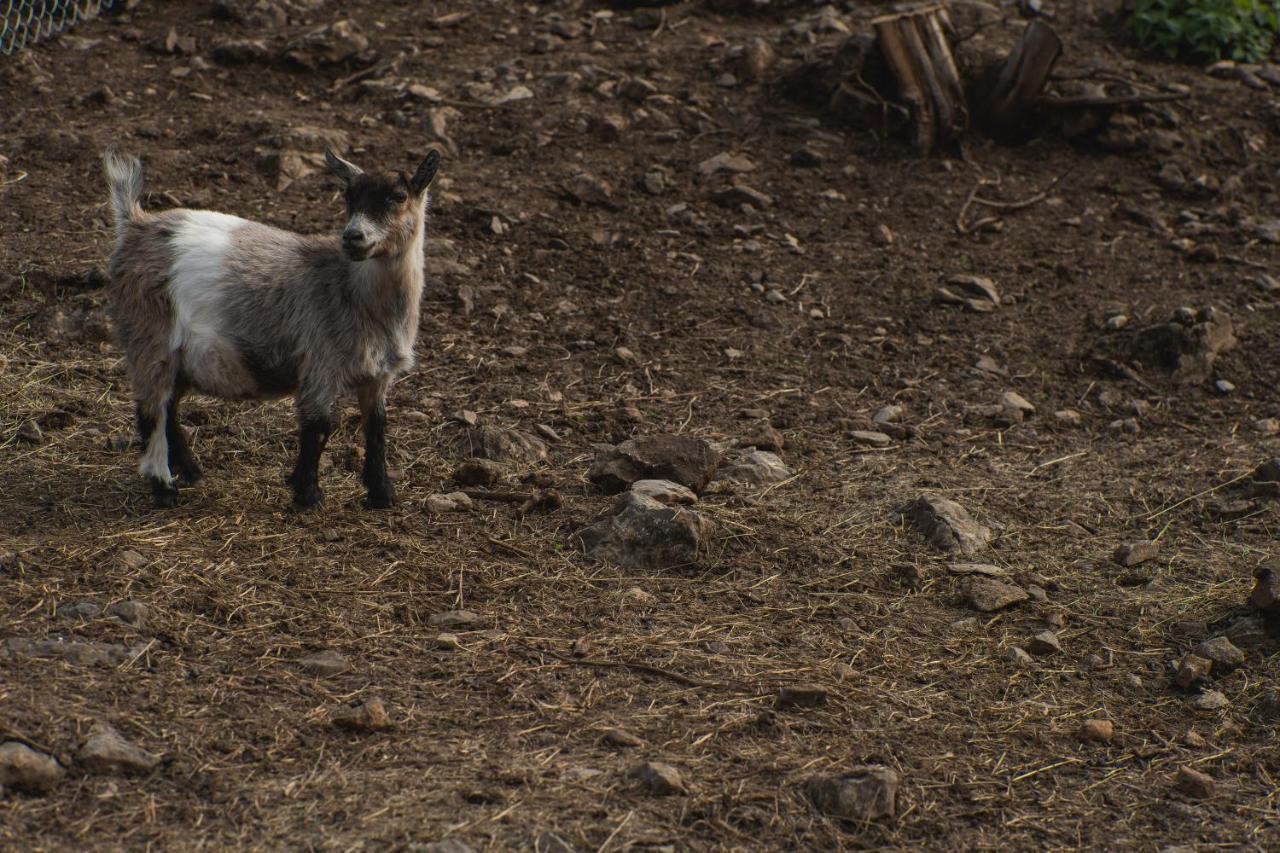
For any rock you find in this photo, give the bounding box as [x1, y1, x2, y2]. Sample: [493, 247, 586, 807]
[775, 683, 828, 709]
[849, 430, 891, 447]
[965, 578, 1028, 612]
[1105, 314, 1129, 331]
[742, 422, 784, 452]
[628, 479, 696, 507]
[1211, 379, 1235, 395]
[1225, 616, 1269, 651]
[589, 435, 720, 494]
[577, 493, 714, 571]
[490, 85, 534, 106]
[974, 355, 1007, 377]
[587, 113, 628, 142]
[106, 599, 148, 629]
[872, 405, 903, 425]
[1254, 457, 1280, 484]
[1249, 565, 1279, 611]
[453, 459, 502, 488]
[627, 761, 686, 796]
[1005, 646, 1033, 666]
[0, 742, 64, 793]
[1190, 689, 1228, 712]
[256, 148, 326, 190]
[714, 450, 793, 486]
[5, 637, 135, 667]
[456, 426, 548, 466]
[119, 549, 148, 569]
[1183, 729, 1207, 748]
[332, 698, 391, 732]
[428, 610, 483, 629]
[1192, 637, 1245, 673]
[1113, 541, 1160, 567]
[804, 766, 899, 821]
[435, 633, 463, 650]
[1175, 654, 1212, 689]
[999, 391, 1035, 423]
[710, 184, 773, 209]
[78, 722, 160, 775]
[947, 563, 1007, 577]
[1129, 308, 1236, 383]
[1054, 409, 1082, 426]
[1026, 585, 1048, 603]
[619, 586, 657, 606]
[697, 152, 757, 178]
[618, 76, 657, 101]
[789, 146, 823, 168]
[1254, 417, 1280, 435]
[210, 39, 271, 65]
[57, 602, 101, 620]
[566, 172, 615, 208]
[1079, 719, 1114, 743]
[741, 37, 775, 82]
[426, 493, 471, 513]
[602, 728, 644, 748]
[1175, 766, 1215, 799]
[299, 650, 350, 677]
[1027, 631, 1061, 656]
[282, 20, 369, 69]
[898, 495, 991, 555]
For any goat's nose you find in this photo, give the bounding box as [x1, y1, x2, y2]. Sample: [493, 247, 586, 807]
[343, 229, 369, 246]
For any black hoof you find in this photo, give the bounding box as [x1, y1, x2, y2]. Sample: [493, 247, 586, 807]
[149, 478, 178, 508]
[363, 489, 396, 509]
[176, 465, 204, 487]
[291, 486, 323, 511]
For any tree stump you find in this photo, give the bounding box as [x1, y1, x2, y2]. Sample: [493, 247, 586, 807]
[871, 4, 966, 153]
[972, 19, 1063, 142]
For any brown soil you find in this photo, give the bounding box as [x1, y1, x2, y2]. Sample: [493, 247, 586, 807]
[2, 1, 1278, 850]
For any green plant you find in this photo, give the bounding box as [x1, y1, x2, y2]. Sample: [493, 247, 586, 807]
[1131, 0, 1279, 63]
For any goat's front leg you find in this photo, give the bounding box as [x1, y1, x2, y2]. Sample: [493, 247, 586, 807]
[357, 380, 394, 508]
[286, 394, 334, 510]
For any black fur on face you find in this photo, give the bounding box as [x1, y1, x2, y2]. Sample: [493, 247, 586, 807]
[343, 173, 410, 224]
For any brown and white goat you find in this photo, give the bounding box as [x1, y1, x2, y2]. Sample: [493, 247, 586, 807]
[102, 148, 440, 509]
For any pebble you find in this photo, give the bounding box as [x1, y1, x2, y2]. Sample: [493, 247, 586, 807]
[57, 602, 101, 620]
[1079, 719, 1114, 743]
[0, 742, 64, 793]
[899, 494, 992, 556]
[118, 549, 148, 570]
[435, 633, 463, 650]
[775, 683, 828, 709]
[1192, 637, 1245, 673]
[1000, 391, 1036, 421]
[965, 577, 1028, 612]
[1005, 646, 1033, 666]
[78, 722, 161, 775]
[1211, 379, 1235, 395]
[1190, 690, 1228, 712]
[1054, 409, 1082, 426]
[299, 649, 351, 677]
[1182, 729, 1207, 749]
[628, 479, 697, 506]
[1113, 541, 1160, 567]
[332, 698, 391, 732]
[1026, 585, 1048, 603]
[872, 405, 903, 425]
[803, 766, 899, 821]
[1175, 654, 1212, 689]
[626, 761, 686, 795]
[428, 610, 483, 629]
[602, 728, 644, 748]
[742, 422, 784, 452]
[849, 430, 891, 448]
[1027, 631, 1061, 656]
[453, 459, 502, 488]
[1175, 766, 1215, 799]
[106, 600, 149, 629]
[789, 146, 823, 168]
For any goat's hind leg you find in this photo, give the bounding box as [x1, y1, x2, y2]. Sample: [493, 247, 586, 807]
[136, 394, 178, 507]
[166, 383, 203, 485]
[286, 391, 334, 511]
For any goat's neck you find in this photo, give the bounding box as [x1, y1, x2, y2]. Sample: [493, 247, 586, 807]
[351, 228, 426, 319]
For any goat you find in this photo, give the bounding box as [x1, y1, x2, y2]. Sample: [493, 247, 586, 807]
[102, 147, 440, 509]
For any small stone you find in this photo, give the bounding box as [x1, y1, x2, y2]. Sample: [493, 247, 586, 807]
[741, 37, 776, 82]
[1192, 637, 1245, 673]
[803, 766, 899, 821]
[1054, 409, 1082, 426]
[78, 722, 160, 775]
[789, 146, 823, 168]
[697, 152, 756, 178]
[1183, 729, 1207, 748]
[628, 479, 697, 506]
[620, 586, 657, 606]
[1027, 631, 1061, 656]
[1000, 391, 1035, 422]
[714, 449, 793, 486]
[945, 275, 1000, 306]
[849, 430, 891, 448]
[118, 549, 147, 569]
[974, 355, 1007, 376]
[951, 617, 979, 632]
[0, 742, 64, 793]
[57, 602, 101, 620]
[872, 405, 903, 425]
[1250, 566, 1280, 611]
[1026, 585, 1048, 603]
[332, 698, 391, 732]
[1113, 541, 1160, 567]
[1124, 673, 1144, 690]
[743, 422, 784, 452]
[965, 577, 1028, 612]
[1079, 719, 1114, 743]
[1225, 616, 1270, 650]
[435, 633, 463, 650]
[1175, 766, 1215, 799]
[426, 494, 462, 513]
[300, 650, 350, 677]
[106, 600, 148, 629]
[627, 761, 686, 795]
[1190, 689, 1228, 712]
[618, 76, 657, 101]
[428, 610, 483, 629]
[1175, 654, 1212, 689]
[947, 563, 1008, 577]
[1105, 314, 1129, 331]
[602, 728, 644, 748]
[590, 435, 721, 494]
[899, 495, 991, 555]
[453, 459, 502, 488]
[456, 425, 548, 466]
[1005, 646, 1033, 666]
[775, 683, 828, 709]
[578, 493, 714, 571]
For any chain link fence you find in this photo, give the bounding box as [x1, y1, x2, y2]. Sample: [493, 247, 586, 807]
[1, 1, 118, 58]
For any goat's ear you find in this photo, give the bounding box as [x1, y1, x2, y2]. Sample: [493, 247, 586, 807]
[409, 150, 441, 194]
[324, 149, 363, 184]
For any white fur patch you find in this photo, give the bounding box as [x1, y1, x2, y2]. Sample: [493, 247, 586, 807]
[346, 213, 387, 245]
[166, 211, 250, 393]
[139, 407, 172, 484]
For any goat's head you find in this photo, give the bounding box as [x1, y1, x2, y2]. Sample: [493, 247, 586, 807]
[324, 149, 440, 262]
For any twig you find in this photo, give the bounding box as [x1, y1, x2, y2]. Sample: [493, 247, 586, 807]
[1143, 471, 1255, 520]
[957, 171, 1069, 234]
[330, 48, 415, 92]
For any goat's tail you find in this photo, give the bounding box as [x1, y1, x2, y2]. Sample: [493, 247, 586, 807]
[103, 150, 144, 237]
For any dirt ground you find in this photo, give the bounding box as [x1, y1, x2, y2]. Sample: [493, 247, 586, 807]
[1, 0, 1279, 850]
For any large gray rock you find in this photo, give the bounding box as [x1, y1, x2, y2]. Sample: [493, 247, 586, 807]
[589, 435, 720, 494]
[804, 766, 899, 821]
[627, 479, 697, 506]
[577, 493, 714, 570]
[965, 578, 1028, 612]
[78, 722, 161, 775]
[455, 426, 548, 466]
[0, 742, 64, 793]
[714, 450, 794, 486]
[898, 495, 991, 555]
[5, 637, 137, 667]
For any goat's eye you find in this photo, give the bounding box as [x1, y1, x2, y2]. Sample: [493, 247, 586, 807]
[391, 191, 408, 205]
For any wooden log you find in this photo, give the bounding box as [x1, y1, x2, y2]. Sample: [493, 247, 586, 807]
[973, 20, 1063, 142]
[872, 4, 966, 153]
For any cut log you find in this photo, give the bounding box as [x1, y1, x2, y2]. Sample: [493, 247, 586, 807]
[973, 20, 1063, 142]
[872, 4, 967, 153]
